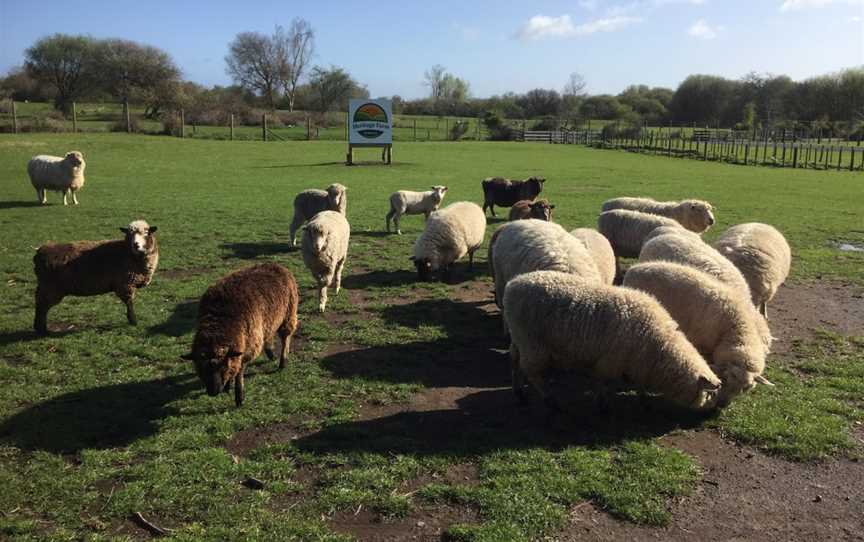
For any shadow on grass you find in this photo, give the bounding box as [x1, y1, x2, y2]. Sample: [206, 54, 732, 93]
[0, 322, 126, 347]
[352, 231, 391, 238]
[147, 300, 197, 337]
[0, 201, 43, 210]
[0, 375, 198, 454]
[342, 269, 418, 289]
[221, 241, 295, 259]
[252, 161, 347, 168]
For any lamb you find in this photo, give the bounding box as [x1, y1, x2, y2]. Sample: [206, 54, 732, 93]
[503, 270, 722, 411]
[289, 183, 347, 246]
[27, 151, 86, 205]
[570, 228, 616, 285]
[183, 263, 299, 407]
[386, 185, 448, 234]
[623, 261, 773, 407]
[33, 220, 159, 335]
[601, 197, 715, 233]
[489, 219, 601, 308]
[597, 209, 682, 259]
[712, 223, 792, 319]
[508, 199, 554, 221]
[481, 176, 545, 217]
[301, 210, 350, 312]
[411, 201, 486, 281]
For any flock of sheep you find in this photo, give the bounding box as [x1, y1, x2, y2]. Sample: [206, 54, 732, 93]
[25, 150, 791, 413]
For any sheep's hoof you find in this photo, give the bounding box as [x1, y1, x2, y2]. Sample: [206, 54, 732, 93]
[318, 306, 326, 313]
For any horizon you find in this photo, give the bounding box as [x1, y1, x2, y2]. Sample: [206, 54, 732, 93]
[1, 0, 862, 99]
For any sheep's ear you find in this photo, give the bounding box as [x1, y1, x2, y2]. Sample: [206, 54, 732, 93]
[409, 256, 416, 261]
[754, 375, 775, 387]
[697, 375, 720, 391]
[181, 353, 195, 361]
[119, 227, 130, 234]
[148, 226, 158, 234]
[549, 205, 556, 209]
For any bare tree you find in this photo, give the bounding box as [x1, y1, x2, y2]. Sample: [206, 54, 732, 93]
[563, 72, 587, 97]
[275, 19, 315, 112]
[225, 32, 281, 109]
[424, 64, 446, 101]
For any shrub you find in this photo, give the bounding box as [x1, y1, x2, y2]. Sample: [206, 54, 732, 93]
[481, 110, 516, 141]
[530, 116, 560, 131]
[110, 115, 141, 133]
[161, 111, 182, 136]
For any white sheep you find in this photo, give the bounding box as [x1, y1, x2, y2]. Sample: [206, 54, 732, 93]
[601, 197, 715, 233]
[570, 228, 616, 285]
[597, 209, 682, 259]
[489, 220, 601, 309]
[503, 270, 722, 411]
[712, 223, 792, 319]
[301, 210, 350, 312]
[411, 201, 486, 281]
[623, 261, 774, 407]
[27, 151, 86, 205]
[386, 185, 448, 234]
[289, 183, 347, 246]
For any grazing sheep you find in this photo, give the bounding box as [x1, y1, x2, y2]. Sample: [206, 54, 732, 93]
[601, 197, 715, 233]
[503, 270, 722, 412]
[289, 183, 347, 246]
[33, 220, 159, 334]
[570, 228, 616, 285]
[301, 210, 350, 312]
[386, 185, 448, 234]
[597, 209, 682, 259]
[489, 220, 601, 309]
[183, 263, 299, 407]
[27, 151, 86, 205]
[712, 223, 792, 319]
[623, 261, 773, 407]
[638, 228, 752, 302]
[481, 176, 545, 217]
[411, 201, 486, 281]
[508, 199, 555, 221]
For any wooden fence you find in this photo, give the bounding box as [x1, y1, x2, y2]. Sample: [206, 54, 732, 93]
[519, 129, 864, 172]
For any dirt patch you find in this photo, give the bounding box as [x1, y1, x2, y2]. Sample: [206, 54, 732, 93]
[329, 502, 477, 542]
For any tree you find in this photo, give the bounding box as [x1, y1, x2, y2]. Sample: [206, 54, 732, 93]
[517, 89, 561, 118]
[0, 65, 52, 102]
[308, 65, 363, 113]
[25, 34, 97, 113]
[93, 39, 181, 116]
[274, 19, 315, 112]
[424, 64, 447, 101]
[563, 72, 587, 97]
[225, 31, 282, 109]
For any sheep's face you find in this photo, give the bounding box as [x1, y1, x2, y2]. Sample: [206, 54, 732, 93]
[410, 256, 434, 281]
[305, 226, 328, 254]
[64, 151, 84, 168]
[530, 200, 554, 221]
[185, 347, 244, 397]
[121, 220, 158, 257]
[691, 374, 722, 410]
[682, 200, 715, 232]
[523, 177, 546, 199]
[327, 184, 347, 212]
[431, 186, 448, 200]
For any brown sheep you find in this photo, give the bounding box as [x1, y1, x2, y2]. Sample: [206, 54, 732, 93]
[481, 176, 545, 217]
[33, 220, 159, 335]
[508, 199, 554, 221]
[183, 263, 299, 407]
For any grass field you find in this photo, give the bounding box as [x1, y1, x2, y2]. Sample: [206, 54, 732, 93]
[0, 134, 862, 541]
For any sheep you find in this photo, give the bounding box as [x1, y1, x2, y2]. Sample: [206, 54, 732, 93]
[301, 210, 350, 312]
[33, 220, 159, 335]
[289, 183, 347, 246]
[508, 199, 555, 221]
[712, 223, 792, 319]
[411, 201, 486, 281]
[601, 197, 715, 233]
[503, 270, 722, 412]
[183, 262, 299, 407]
[570, 228, 616, 285]
[385, 185, 448, 234]
[481, 176, 545, 217]
[623, 261, 774, 407]
[597, 209, 683, 259]
[27, 151, 86, 205]
[489, 219, 601, 309]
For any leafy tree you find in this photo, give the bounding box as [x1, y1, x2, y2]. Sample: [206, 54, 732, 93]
[517, 88, 561, 118]
[25, 34, 97, 113]
[308, 65, 365, 113]
[93, 39, 181, 116]
[225, 31, 282, 109]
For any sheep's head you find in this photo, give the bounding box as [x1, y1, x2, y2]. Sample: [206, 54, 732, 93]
[529, 199, 555, 221]
[327, 183, 347, 213]
[183, 345, 244, 397]
[431, 185, 448, 200]
[303, 223, 328, 254]
[64, 151, 85, 169]
[409, 256, 434, 281]
[679, 200, 715, 232]
[710, 344, 772, 407]
[120, 220, 158, 257]
[690, 374, 722, 410]
[523, 177, 546, 199]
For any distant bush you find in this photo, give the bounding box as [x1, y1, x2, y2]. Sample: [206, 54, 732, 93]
[530, 116, 560, 131]
[161, 111, 182, 136]
[110, 115, 140, 133]
[481, 110, 516, 141]
[449, 120, 469, 141]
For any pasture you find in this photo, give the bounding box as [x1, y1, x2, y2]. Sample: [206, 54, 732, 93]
[0, 134, 862, 541]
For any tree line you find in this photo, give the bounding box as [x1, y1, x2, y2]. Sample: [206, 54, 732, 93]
[1, 26, 861, 136]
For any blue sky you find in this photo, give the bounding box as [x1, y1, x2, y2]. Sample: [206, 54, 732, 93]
[0, 0, 862, 98]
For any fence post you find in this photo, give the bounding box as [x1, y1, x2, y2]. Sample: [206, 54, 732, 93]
[230, 114, 234, 141]
[792, 146, 798, 168]
[445, 118, 448, 140]
[413, 118, 417, 141]
[824, 146, 830, 169]
[72, 102, 77, 133]
[124, 100, 131, 133]
[11, 100, 17, 134]
[744, 143, 750, 165]
[262, 114, 267, 141]
[838, 148, 843, 170]
[180, 110, 186, 138]
[850, 148, 856, 171]
[781, 144, 787, 166]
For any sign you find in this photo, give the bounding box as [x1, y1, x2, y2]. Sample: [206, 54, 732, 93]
[348, 99, 392, 145]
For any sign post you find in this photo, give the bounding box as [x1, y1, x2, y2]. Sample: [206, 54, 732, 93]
[346, 99, 392, 165]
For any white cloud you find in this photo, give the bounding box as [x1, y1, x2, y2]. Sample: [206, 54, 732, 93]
[687, 18, 722, 39]
[516, 14, 641, 40]
[851, 14, 863, 21]
[780, 0, 862, 11]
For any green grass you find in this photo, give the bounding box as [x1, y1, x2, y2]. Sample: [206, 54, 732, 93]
[0, 133, 862, 540]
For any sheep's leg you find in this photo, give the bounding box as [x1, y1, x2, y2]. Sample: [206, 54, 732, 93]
[264, 338, 275, 361]
[34, 286, 62, 335]
[318, 282, 328, 313]
[72, 191, 79, 205]
[468, 250, 475, 271]
[277, 326, 292, 369]
[234, 368, 245, 407]
[394, 212, 402, 235]
[510, 343, 527, 403]
[36, 188, 44, 204]
[118, 289, 137, 325]
[522, 363, 560, 413]
[288, 213, 304, 247]
[62, 190, 69, 206]
[488, 203, 496, 217]
[760, 302, 768, 320]
[385, 208, 395, 232]
[333, 259, 345, 295]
